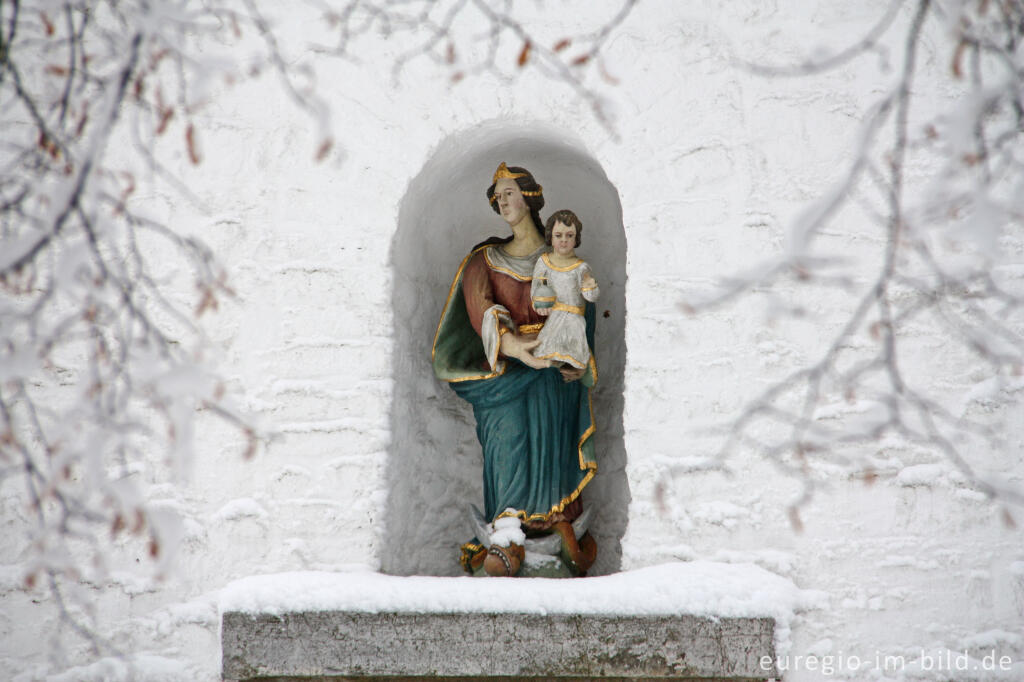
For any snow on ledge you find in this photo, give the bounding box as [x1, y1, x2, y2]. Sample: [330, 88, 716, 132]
[218, 561, 824, 622]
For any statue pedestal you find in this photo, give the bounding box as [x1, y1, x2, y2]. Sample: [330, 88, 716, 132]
[222, 611, 774, 681]
[219, 563, 802, 681]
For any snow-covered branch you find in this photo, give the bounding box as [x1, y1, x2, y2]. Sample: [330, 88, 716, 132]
[0, 0, 272, 656]
[683, 0, 1024, 522]
[310, 0, 638, 136]
[1, 0, 638, 663]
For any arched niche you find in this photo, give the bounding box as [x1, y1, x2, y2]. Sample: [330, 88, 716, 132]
[385, 121, 629, 576]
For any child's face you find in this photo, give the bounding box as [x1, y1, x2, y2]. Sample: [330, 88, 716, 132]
[551, 221, 577, 257]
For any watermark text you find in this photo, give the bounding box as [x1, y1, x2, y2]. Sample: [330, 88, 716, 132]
[760, 649, 1015, 676]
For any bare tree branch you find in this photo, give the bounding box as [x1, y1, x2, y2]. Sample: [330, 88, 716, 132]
[739, 0, 904, 77]
[684, 0, 1024, 519]
[308, 0, 638, 136]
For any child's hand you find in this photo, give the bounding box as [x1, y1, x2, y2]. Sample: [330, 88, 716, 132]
[537, 307, 550, 317]
[582, 274, 597, 290]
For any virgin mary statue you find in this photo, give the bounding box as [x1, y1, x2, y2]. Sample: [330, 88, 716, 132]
[432, 163, 597, 577]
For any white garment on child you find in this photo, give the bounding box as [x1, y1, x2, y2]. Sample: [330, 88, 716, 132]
[530, 253, 600, 369]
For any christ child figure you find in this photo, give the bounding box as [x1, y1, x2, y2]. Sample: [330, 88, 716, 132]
[530, 209, 600, 369]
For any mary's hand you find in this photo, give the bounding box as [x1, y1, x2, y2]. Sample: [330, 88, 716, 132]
[559, 366, 585, 382]
[500, 333, 551, 370]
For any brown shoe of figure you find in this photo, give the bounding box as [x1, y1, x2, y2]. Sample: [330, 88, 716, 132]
[552, 521, 597, 576]
[483, 542, 525, 577]
[577, 532, 598, 573]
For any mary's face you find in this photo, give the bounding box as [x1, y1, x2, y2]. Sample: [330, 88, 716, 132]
[493, 178, 529, 227]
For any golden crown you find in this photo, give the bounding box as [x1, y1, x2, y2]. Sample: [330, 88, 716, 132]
[490, 163, 542, 201]
[492, 162, 526, 183]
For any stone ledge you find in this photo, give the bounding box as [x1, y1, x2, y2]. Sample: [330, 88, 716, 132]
[221, 611, 776, 681]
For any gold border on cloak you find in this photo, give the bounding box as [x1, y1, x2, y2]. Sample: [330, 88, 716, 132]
[541, 252, 585, 272]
